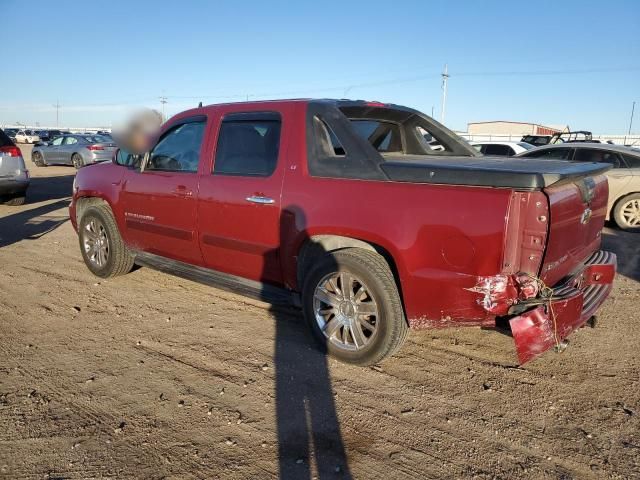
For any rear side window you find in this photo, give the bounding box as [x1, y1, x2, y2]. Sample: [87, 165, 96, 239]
[573, 149, 621, 168]
[147, 121, 205, 173]
[214, 113, 281, 177]
[622, 153, 640, 168]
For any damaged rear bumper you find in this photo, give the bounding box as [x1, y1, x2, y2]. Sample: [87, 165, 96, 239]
[510, 250, 616, 364]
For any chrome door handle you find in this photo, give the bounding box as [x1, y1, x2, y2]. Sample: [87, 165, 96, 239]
[246, 195, 275, 204]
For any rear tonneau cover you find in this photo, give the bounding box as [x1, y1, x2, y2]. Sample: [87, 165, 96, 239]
[380, 156, 611, 189]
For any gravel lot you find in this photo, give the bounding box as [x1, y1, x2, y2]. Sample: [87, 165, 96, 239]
[0, 145, 639, 479]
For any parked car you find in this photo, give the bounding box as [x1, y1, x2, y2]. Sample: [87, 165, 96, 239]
[0, 129, 29, 205]
[32, 134, 117, 169]
[2, 128, 18, 142]
[36, 129, 66, 143]
[471, 141, 534, 156]
[15, 129, 40, 144]
[521, 134, 552, 146]
[70, 99, 616, 366]
[518, 143, 640, 230]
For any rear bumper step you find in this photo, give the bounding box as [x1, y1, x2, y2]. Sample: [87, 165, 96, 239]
[509, 250, 616, 364]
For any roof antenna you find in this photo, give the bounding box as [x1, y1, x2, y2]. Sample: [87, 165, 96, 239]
[198, 101, 203, 108]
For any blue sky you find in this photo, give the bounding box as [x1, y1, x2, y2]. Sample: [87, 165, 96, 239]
[1, 0, 638, 133]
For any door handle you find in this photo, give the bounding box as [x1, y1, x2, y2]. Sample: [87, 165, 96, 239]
[172, 185, 193, 197]
[246, 195, 275, 205]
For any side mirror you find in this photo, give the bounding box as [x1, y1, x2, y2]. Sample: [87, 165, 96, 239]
[113, 148, 144, 169]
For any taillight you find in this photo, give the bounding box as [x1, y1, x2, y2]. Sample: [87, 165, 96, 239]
[0, 145, 21, 157]
[87, 145, 104, 151]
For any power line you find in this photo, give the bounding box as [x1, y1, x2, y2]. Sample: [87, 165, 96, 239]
[53, 99, 61, 127]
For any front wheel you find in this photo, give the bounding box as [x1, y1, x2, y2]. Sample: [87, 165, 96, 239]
[72, 153, 84, 169]
[302, 248, 408, 366]
[3, 195, 26, 206]
[78, 204, 135, 278]
[613, 194, 640, 231]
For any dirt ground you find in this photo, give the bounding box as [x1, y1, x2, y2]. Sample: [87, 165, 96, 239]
[0, 145, 639, 479]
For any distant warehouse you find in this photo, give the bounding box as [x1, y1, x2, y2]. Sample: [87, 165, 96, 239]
[467, 121, 567, 136]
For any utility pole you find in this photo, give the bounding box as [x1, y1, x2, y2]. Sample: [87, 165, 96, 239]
[159, 95, 168, 121]
[53, 99, 61, 127]
[628, 101, 636, 137]
[440, 64, 449, 124]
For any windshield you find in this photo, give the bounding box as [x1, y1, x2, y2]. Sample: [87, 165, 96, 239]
[517, 142, 534, 150]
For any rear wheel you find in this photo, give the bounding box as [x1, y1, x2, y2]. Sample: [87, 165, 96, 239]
[72, 153, 84, 169]
[3, 195, 26, 206]
[302, 248, 408, 366]
[32, 151, 46, 167]
[78, 204, 135, 278]
[613, 194, 640, 231]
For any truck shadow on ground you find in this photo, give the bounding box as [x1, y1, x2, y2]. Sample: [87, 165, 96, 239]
[266, 206, 352, 479]
[26, 174, 74, 203]
[602, 228, 640, 282]
[0, 198, 70, 249]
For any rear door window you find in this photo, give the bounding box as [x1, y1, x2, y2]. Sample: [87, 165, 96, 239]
[525, 148, 571, 160]
[573, 149, 622, 168]
[63, 136, 78, 145]
[213, 114, 281, 177]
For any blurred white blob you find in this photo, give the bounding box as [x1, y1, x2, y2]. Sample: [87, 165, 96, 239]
[112, 108, 163, 154]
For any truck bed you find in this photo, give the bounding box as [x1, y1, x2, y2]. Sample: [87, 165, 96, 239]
[380, 155, 611, 189]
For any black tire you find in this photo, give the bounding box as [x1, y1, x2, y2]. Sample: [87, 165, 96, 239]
[613, 193, 640, 231]
[3, 195, 26, 206]
[78, 204, 135, 278]
[72, 153, 84, 169]
[302, 248, 408, 366]
[32, 151, 46, 167]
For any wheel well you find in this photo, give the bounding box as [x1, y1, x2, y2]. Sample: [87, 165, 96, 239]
[296, 235, 404, 307]
[75, 197, 111, 225]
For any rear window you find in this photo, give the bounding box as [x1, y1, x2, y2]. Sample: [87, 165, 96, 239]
[350, 120, 402, 152]
[483, 144, 514, 156]
[0, 129, 14, 147]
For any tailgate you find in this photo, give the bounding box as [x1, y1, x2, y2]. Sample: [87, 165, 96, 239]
[540, 174, 609, 286]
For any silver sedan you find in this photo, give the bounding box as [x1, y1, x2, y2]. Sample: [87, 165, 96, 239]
[32, 134, 117, 169]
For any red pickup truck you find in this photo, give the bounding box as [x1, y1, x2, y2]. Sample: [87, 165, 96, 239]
[70, 99, 616, 365]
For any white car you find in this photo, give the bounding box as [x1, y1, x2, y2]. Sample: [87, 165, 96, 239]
[14, 129, 40, 144]
[471, 141, 534, 156]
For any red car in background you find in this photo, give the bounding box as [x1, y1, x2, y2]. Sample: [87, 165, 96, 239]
[69, 99, 616, 365]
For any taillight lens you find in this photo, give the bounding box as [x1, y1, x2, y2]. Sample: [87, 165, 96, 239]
[0, 145, 21, 157]
[87, 145, 104, 151]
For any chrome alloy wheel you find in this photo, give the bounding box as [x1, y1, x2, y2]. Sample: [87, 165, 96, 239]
[313, 271, 379, 351]
[620, 198, 640, 227]
[82, 218, 109, 267]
